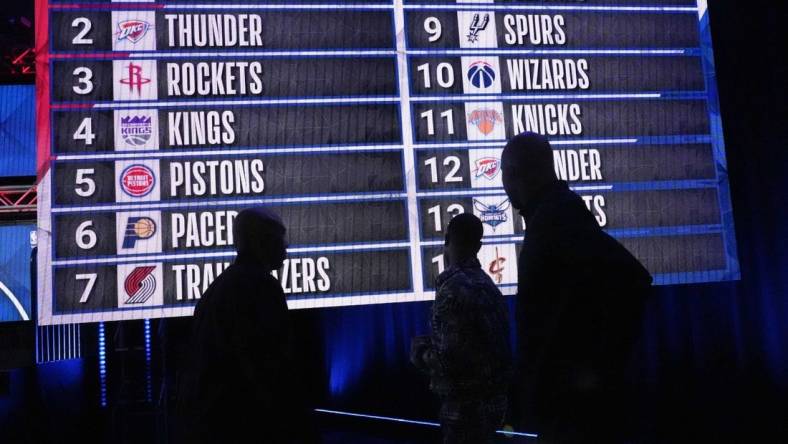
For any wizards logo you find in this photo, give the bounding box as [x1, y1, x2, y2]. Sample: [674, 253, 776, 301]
[467, 109, 503, 136]
[123, 266, 157, 304]
[117, 20, 151, 44]
[474, 198, 510, 230]
[122, 216, 157, 249]
[467, 61, 496, 89]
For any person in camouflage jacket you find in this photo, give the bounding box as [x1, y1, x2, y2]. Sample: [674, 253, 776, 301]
[412, 213, 513, 444]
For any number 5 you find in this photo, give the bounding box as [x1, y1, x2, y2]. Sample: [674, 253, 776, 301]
[75, 168, 96, 197]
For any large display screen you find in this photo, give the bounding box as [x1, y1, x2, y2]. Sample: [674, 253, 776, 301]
[0, 224, 34, 323]
[36, 0, 739, 325]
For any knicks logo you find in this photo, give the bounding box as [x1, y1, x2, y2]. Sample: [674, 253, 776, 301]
[473, 157, 501, 180]
[124, 266, 157, 304]
[120, 164, 155, 197]
[117, 20, 150, 43]
[122, 217, 157, 249]
[467, 61, 496, 89]
[467, 109, 503, 135]
[120, 63, 151, 94]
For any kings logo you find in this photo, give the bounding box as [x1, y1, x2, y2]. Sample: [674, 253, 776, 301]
[474, 198, 510, 230]
[123, 266, 157, 304]
[467, 13, 490, 43]
[120, 164, 155, 197]
[467, 109, 503, 136]
[120, 115, 152, 147]
[474, 157, 501, 180]
[117, 20, 150, 44]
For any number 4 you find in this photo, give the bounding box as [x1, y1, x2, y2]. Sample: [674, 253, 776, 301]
[74, 118, 96, 145]
[76, 273, 97, 303]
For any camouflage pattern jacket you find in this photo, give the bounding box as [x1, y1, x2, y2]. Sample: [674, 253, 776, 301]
[423, 258, 513, 399]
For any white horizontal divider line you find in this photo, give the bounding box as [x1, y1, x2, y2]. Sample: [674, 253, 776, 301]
[91, 96, 401, 109]
[412, 93, 662, 102]
[404, 4, 696, 12]
[162, 4, 394, 10]
[56, 144, 405, 161]
[51, 192, 409, 214]
[407, 49, 691, 55]
[52, 241, 413, 267]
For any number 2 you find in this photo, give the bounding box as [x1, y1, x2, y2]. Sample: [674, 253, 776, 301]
[71, 17, 93, 45]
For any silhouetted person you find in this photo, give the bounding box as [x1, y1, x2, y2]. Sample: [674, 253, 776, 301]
[177, 207, 313, 444]
[502, 133, 652, 443]
[411, 213, 513, 444]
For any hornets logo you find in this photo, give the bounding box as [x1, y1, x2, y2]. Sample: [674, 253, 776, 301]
[474, 198, 510, 231]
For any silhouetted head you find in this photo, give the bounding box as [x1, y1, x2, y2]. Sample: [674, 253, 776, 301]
[444, 213, 483, 267]
[233, 207, 287, 272]
[501, 132, 557, 211]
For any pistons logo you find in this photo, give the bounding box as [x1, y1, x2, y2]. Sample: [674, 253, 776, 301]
[120, 164, 155, 197]
[117, 20, 151, 44]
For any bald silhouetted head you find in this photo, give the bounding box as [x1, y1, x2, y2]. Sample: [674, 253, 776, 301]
[444, 213, 483, 267]
[501, 132, 557, 211]
[233, 207, 287, 271]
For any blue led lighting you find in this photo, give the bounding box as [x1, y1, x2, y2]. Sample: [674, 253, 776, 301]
[313, 408, 538, 438]
[98, 322, 107, 408]
[144, 319, 152, 403]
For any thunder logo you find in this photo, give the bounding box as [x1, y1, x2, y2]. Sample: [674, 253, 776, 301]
[117, 20, 151, 43]
[123, 266, 157, 304]
[122, 217, 157, 249]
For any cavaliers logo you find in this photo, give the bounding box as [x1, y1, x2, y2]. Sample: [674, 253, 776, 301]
[488, 247, 506, 284]
[467, 109, 503, 135]
[123, 266, 157, 304]
[117, 20, 151, 44]
[120, 164, 155, 197]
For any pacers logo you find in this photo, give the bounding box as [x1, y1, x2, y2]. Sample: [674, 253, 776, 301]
[120, 164, 155, 197]
[122, 217, 156, 249]
[123, 266, 157, 304]
[467, 61, 496, 89]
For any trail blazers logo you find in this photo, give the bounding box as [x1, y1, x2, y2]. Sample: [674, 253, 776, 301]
[116, 263, 163, 308]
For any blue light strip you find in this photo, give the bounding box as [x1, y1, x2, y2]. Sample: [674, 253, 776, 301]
[98, 322, 107, 408]
[144, 319, 152, 403]
[314, 408, 538, 438]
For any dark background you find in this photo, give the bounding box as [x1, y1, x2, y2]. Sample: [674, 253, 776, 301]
[2, 2, 788, 443]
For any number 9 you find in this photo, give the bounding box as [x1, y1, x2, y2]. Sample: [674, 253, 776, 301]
[424, 17, 442, 42]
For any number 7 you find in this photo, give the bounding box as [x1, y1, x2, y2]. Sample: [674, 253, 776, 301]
[76, 273, 97, 303]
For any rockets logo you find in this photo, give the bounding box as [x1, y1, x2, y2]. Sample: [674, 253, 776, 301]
[474, 198, 510, 230]
[473, 157, 501, 180]
[467, 108, 503, 136]
[466, 13, 490, 43]
[488, 247, 506, 284]
[120, 115, 152, 147]
[467, 61, 496, 89]
[117, 20, 150, 43]
[120, 164, 155, 197]
[122, 217, 157, 249]
[123, 266, 157, 304]
[120, 63, 151, 94]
